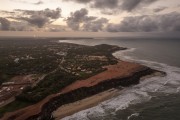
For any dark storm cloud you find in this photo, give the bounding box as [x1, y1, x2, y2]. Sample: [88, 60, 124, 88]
[0, 17, 10, 30]
[66, 8, 108, 31]
[14, 8, 61, 27]
[106, 12, 180, 32]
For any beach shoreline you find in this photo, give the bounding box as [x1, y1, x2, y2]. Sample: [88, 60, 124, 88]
[1, 61, 160, 120]
[53, 88, 119, 120]
[53, 70, 165, 120]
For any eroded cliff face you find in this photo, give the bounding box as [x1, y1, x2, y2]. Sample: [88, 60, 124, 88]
[27, 67, 157, 120]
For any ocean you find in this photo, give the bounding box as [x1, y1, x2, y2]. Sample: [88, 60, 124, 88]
[59, 37, 180, 120]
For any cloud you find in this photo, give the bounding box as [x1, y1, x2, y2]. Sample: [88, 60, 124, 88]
[9, 21, 38, 31]
[14, 8, 61, 27]
[0, 8, 62, 31]
[19, 15, 49, 28]
[66, 8, 98, 30]
[83, 18, 108, 32]
[33, 0, 44, 5]
[0, 10, 15, 15]
[106, 12, 180, 32]
[43, 8, 62, 19]
[64, 0, 92, 3]
[63, 0, 158, 14]
[153, 6, 167, 12]
[0, 17, 34, 31]
[0, 17, 10, 30]
[66, 8, 89, 30]
[121, 0, 142, 11]
[121, 0, 157, 12]
[91, 0, 119, 9]
[10, 0, 44, 5]
[66, 8, 108, 31]
[64, 0, 119, 9]
[16, 8, 61, 19]
[45, 25, 67, 32]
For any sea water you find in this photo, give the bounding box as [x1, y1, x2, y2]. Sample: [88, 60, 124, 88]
[60, 37, 180, 120]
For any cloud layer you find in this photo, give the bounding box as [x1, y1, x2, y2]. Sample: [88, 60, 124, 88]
[66, 8, 108, 31]
[121, 0, 157, 11]
[106, 12, 180, 32]
[0, 0, 180, 33]
[64, 0, 158, 13]
[14, 8, 61, 28]
[91, 0, 119, 9]
[66, 8, 89, 30]
[0, 17, 10, 30]
[64, 0, 91, 3]
[83, 18, 108, 32]
[10, 0, 44, 5]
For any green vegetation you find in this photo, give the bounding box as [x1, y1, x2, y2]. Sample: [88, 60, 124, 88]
[0, 100, 32, 118]
[16, 70, 78, 102]
[0, 38, 124, 117]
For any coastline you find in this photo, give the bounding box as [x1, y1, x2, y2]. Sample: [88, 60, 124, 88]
[53, 69, 165, 120]
[53, 88, 118, 120]
[0, 37, 179, 120]
[1, 61, 159, 120]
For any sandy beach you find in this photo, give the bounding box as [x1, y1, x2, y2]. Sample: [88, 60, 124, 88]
[53, 88, 118, 120]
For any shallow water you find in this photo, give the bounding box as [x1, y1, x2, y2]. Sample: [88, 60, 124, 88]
[59, 37, 180, 120]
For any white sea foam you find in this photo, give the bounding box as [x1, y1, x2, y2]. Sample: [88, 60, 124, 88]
[127, 113, 139, 120]
[61, 47, 180, 120]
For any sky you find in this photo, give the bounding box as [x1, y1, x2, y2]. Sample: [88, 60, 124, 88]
[0, 0, 180, 37]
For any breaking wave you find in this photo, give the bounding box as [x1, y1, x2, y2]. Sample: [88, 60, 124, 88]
[61, 48, 180, 120]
